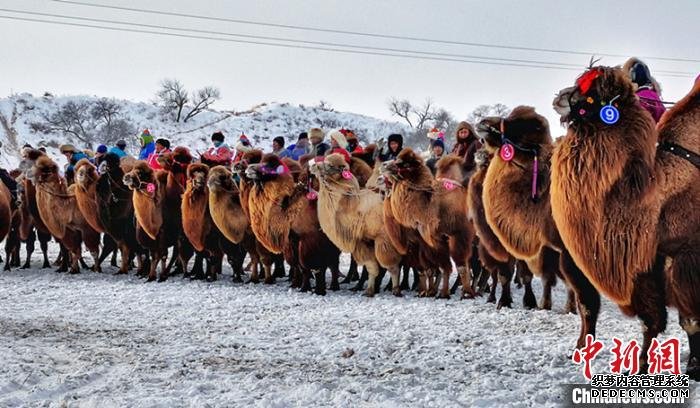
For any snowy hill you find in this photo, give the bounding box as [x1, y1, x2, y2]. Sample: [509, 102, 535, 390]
[0, 93, 410, 168]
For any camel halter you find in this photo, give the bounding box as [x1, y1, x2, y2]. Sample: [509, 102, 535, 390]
[496, 118, 541, 203]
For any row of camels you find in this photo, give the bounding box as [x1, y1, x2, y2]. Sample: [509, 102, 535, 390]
[1, 64, 697, 379]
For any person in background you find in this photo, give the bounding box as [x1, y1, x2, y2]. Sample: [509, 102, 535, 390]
[309, 127, 330, 158]
[138, 129, 155, 160]
[108, 139, 129, 159]
[451, 121, 481, 170]
[623, 57, 666, 123]
[271, 136, 289, 158]
[341, 129, 363, 153]
[60, 144, 90, 173]
[285, 132, 310, 160]
[326, 130, 352, 163]
[202, 131, 234, 167]
[378, 133, 403, 162]
[425, 138, 445, 175]
[94, 144, 108, 162]
[147, 138, 171, 170]
[232, 133, 254, 164]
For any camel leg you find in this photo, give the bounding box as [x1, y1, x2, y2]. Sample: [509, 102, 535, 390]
[157, 253, 170, 282]
[342, 257, 359, 284]
[417, 270, 429, 297]
[147, 249, 160, 282]
[39, 232, 51, 269]
[114, 243, 130, 275]
[21, 229, 36, 269]
[313, 269, 327, 296]
[273, 255, 285, 279]
[55, 244, 69, 273]
[681, 317, 700, 381]
[497, 262, 514, 309]
[560, 251, 600, 349]
[411, 267, 420, 291]
[189, 253, 205, 281]
[517, 260, 537, 309]
[376, 267, 386, 292]
[207, 252, 222, 282]
[631, 258, 667, 373]
[299, 268, 312, 293]
[538, 248, 559, 310]
[399, 263, 410, 291]
[263, 254, 276, 284]
[486, 268, 498, 304]
[110, 248, 118, 267]
[389, 266, 402, 297]
[328, 257, 340, 291]
[450, 274, 460, 295]
[564, 289, 577, 315]
[350, 266, 368, 292]
[364, 262, 379, 297]
[458, 266, 477, 299]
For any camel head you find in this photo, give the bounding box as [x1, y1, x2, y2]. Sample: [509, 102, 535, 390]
[312, 153, 358, 189]
[381, 147, 428, 182]
[160, 146, 193, 174]
[123, 161, 156, 191]
[207, 165, 237, 193]
[32, 156, 61, 185]
[19, 149, 46, 179]
[246, 154, 292, 186]
[476, 106, 551, 161]
[97, 152, 122, 176]
[74, 159, 98, 189]
[232, 149, 263, 177]
[553, 65, 637, 127]
[435, 154, 470, 185]
[473, 147, 491, 170]
[187, 163, 210, 191]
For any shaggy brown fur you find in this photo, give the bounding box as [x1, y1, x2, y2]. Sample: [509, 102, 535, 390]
[349, 157, 373, 188]
[247, 154, 341, 295]
[182, 163, 246, 281]
[32, 156, 101, 274]
[467, 149, 532, 309]
[313, 154, 403, 296]
[654, 79, 700, 378]
[0, 179, 12, 244]
[477, 107, 600, 349]
[381, 149, 476, 299]
[123, 157, 189, 282]
[207, 165, 260, 282]
[551, 66, 673, 371]
[231, 150, 286, 283]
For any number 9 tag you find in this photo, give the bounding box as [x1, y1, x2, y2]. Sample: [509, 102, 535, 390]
[600, 105, 619, 125]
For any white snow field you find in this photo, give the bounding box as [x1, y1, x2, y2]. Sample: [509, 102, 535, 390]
[0, 252, 697, 407]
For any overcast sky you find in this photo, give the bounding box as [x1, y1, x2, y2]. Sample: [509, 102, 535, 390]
[1, 0, 698, 136]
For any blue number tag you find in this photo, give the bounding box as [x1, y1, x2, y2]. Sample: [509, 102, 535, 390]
[599, 105, 619, 125]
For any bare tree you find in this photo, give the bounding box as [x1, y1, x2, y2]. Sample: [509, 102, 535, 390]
[156, 79, 189, 122]
[388, 98, 414, 128]
[182, 86, 220, 122]
[91, 98, 121, 128]
[411, 99, 436, 130]
[467, 103, 510, 124]
[31, 100, 94, 143]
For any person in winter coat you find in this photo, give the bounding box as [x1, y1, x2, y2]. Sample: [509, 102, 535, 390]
[94, 144, 108, 162]
[272, 136, 291, 158]
[309, 127, 330, 158]
[202, 131, 234, 167]
[285, 132, 311, 160]
[108, 140, 129, 159]
[378, 133, 403, 162]
[340, 129, 363, 153]
[60, 144, 90, 173]
[451, 121, 481, 171]
[624, 58, 666, 123]
[147, 138, 171, 170]
[232, 134, 254, 164]
[138, 129, 155, 160]
[425, 138, 445, 175]
[326, 130, 352, 163]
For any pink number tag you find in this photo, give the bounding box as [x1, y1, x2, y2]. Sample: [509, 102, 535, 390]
[306, 190, 318, 201]
[146, 183, 156, 193]
[500, 144, 515, 162]
[442, 180, 456, 191]
[341, 170, 353, 180]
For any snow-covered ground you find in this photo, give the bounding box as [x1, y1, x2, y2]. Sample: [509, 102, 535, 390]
[0, 250, 697, 407]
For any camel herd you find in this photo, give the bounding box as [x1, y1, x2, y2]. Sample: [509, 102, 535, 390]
[0, 65, 697, 379]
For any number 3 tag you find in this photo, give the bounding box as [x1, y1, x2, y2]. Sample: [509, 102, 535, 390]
[600, 105, 619, 125]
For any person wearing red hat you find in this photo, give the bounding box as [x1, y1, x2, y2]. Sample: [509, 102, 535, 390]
[340, 128, 363, 154]
[231, 133, 254, 164]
